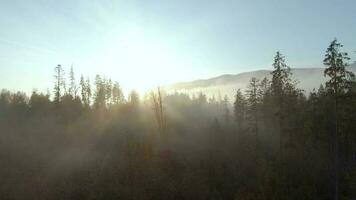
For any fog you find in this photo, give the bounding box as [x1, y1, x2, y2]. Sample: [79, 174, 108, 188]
[1, 41, 356, 200]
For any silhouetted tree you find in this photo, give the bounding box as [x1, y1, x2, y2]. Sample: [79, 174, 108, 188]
[1, 42, 356, 200]
[86, 77, 92, 106]
[112, 82, 124, 105]
[94, 75, 106, 109]
[324, 39, 354, 95]
[105, 78, 113, 107]
[234, 89, 247, 129]
[270, 51, 293, 198]
[246, 77, 260, 134]
[29, 91, 51, 116]
[323, 38, 355, 200]
[246, 77, 260, 178]
[53, 64, 66, 104]
[80, 75, 92, 107]
[222, 95, 231, 124]
[68, 65, 78, 98]
[196, 92, 207, 105]
[151, 87, 166, 137]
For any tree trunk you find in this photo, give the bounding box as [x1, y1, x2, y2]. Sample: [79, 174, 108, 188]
[334, 96, 339, 200]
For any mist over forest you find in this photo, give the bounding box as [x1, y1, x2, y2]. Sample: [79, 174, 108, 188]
[166, 63, 356, 100]
[0, 39, 355, 200]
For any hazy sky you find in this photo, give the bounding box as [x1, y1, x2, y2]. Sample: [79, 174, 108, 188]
[0, 0, 355, 94]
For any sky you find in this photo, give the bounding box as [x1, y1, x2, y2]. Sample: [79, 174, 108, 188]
[0, 0, 356, 95]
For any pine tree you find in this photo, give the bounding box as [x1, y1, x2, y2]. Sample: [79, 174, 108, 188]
[233, 89, 246, 129]
[68, 65, 78, 98]
[270, 52, 293, 198]
[258, 77, 272, 139]
[246, 77, 262, 189]
[80, 75, 90, 107]
[323, 39, 355, 200]
[270, 51, 292, 140]
[94, 75, 106, 109]
[271, 52, 292, 101]
[112, 82, 124, 105]
[86, 77, 91, 106]
[246, 77, 260, 130]
[53, 64, 66, 104]
[324, 39, 354, 94]
[80, 75, 85, 102]
[258, 77, 271, 98]
[105, 78, 113, 107]
[222, 95, 230, 124]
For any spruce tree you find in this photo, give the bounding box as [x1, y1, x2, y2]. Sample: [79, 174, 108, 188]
[222, 95, 230, 124]
[246, 77, 260, 131]
[112, 82, 124, 105]
[270, 52, 292, 197]
[94, 75, 106, 109]
[68, 65, 77, 98]
[80, 75, 90, 107]
[53, 64, 66, 104]
[246, 77, 262, 189]
[233, 89, 246, 129]
[323, 39, 354, 200]
[324, 39, 354, 94]
[271, 52, 292, 101]
[86, 77, 91, 106]
[105, 78, 113, 107]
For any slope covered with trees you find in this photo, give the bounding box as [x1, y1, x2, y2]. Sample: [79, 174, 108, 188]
[0, 39, 355, 200]
[166, 63, 356, 100]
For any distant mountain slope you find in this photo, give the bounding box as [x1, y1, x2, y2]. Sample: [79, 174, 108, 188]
[166, 63, 356, 100]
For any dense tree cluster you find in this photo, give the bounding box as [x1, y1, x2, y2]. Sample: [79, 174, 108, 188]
[0, 39, 355, 200]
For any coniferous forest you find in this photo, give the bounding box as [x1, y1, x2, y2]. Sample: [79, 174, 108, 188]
[1, 39, 355, 200]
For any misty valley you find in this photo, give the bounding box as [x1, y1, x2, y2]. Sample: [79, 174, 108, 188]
[1, 39, 355, 200]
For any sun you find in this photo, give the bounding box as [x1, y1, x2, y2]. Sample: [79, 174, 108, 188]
[94, 26, 181, 96]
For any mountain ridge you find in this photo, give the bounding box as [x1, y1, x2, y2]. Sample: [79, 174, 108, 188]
[165, 63, 356, 99]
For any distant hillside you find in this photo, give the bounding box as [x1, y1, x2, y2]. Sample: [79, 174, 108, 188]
[166, 63, 356, 100]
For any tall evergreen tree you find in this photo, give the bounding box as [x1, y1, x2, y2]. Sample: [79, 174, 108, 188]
[323, 39, 355, 200]
[80, 75, 91, 107]
[270, 52, 293, 197]
[258, 77, 271, 98]
[221, 95, 230, 124]
[112, 82, 124, 105]
[234, 89, 247, 129]
[271, 52, 292, 100]
[246, 77, 260, 160]
[257, 77, 272, 137]
[53, 64, 66, 104]
[80, 75, 85, 103]
[105, 78, 113, 107]
[86, 77, 91, 106]
[68, 65, 78, 98]
[94, 75, 106, 109]
[246, 77, 260, 131]
[246, 77, 263, 192]
[324, 39, 354, 94]
[270, 51, 292, 140]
